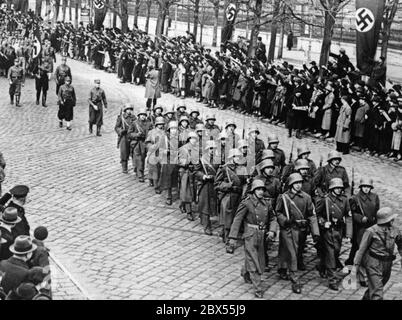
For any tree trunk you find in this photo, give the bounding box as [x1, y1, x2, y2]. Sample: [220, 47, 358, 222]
[133, 0, 141, 28]
[35, 0, 42, 16]
[247, 0, 262, 58]
[68, 0, 72, 21]
[319, 10, 336, 75]
[120, 0, 129, 33]
[193, 0, 200, 40]
[112, 0, 117, 28]
[212, 3, 219, 47]
[53, 0, 60, 23]
[277, 23, 284, 59]
[62, 0, 67, 21]
[74, 0, 79, 28]
[145, 0, 152, 33]
[381, 0, 399, 68]
[155, 0, 168, 41]
[187, 4, 191, 32]
[165, 12, 170, 36]
[94, 0, 108, 30]
[267, 0, 280, 62]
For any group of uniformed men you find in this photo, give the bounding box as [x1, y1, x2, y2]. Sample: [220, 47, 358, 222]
[114, 102, 402, 299]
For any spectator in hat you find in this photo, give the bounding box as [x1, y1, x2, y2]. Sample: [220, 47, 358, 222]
[353, 96, 370, 152]
[286, 30, 293, 51]
[0, 235, 37, 295]
[369, 56, 386, 87]
[7, 185, 30, 237]
[0, 151, 5, 197]
[0, 207, 21, 261]
[5, 282, 38, 300]
[145, 63, 161, 111]
[334, 95, 352, 154]
[29, 226, 50, 270]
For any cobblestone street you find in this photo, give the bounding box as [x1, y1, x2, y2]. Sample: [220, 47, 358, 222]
[0, 56, 401, 300]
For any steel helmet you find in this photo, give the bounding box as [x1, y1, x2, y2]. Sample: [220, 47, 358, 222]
[225, 121, 237, 129]
[137, 108, 148, 116]
[179, 115, 190, 125]
[206, 114, 216, 121]
[327, 150, 342, 162]
[123, 103, 134, 111]
[155, 116, 165, 126]
[167, 121, 178, 130]
[176, 102, 186, 110]
[248, 125, 260, 135]
[190, 109, 200, 116]
[218, 131, 228, 140]
[237, 139, 248, 149]
[294, 159, 310, 171]
[297, 146, 311, 157]
[250, 179, 266, 192]
[154, 105, 164, 113]
[328, 178, 344, 190]
[267, 134, 279, 144]
[195, 123, 205, 132]
[376, 207, 397, 225]
[228, 148, 243, 159]
[187, 131, 198, 141]
[359, 178, 374, 189]
[259, 159, 275, 171]
[261, 149, 275, 160]
[288, 173, 303, 186]
[204, 140, 217, 150]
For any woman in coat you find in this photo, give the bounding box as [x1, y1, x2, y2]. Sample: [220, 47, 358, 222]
[144, 65, 161, 111]
[334, 96, 352, 154]
[321, 84, 335, 138]
[227, 179, 278, 298]
[353, 97, 370, 151]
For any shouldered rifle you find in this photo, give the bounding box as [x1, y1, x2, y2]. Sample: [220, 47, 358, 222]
[351, 167, 355, 196]
[242, 117, 246, 139]
[289, 140, 294, 164]
[319, 154, 323, 168]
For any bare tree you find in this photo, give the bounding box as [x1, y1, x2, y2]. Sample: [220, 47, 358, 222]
[381, 0, 400, 61]
[120, 0, 129, 33]
[247, 0, 263, 57]
[207, 0, 221, 47]
[61, 0, 67, 21]
[35, 0, 43, 16]
[145, 0, 152, 34]
[112, 0, 117, 27]
[69, 0, 72, 21]
[267, 0, 281, 62]
[133, 0, 141, 27]
[74, 0, 79, 27]
[155, 0, 179, 41]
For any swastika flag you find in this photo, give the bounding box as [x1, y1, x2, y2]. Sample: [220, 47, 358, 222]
[355, 0, 385, 74]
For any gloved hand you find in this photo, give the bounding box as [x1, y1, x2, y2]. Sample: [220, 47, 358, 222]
[121, 129, 127, 135]
[283, 219, 292, 228]
[266, 231, 275, 241]
[312, 235, 320, 244]
[361, 216, 368, 224]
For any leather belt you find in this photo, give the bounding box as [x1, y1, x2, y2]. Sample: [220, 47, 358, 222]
[369, 251, 396, 262]
[247, 223, 266, 231]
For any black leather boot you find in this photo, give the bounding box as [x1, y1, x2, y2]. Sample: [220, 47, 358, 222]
[96, 126, 102, 136]
[42, 94, 47, 107]
[89, 124, 93, 134]
[10, 95, 14, 105]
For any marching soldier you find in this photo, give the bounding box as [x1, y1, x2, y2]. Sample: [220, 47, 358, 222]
[178, 116, 192, 148]
[313, 151, 350, 197]
[164, 109, 176, 130]
[159, 121, 180, 205]
[145, 116, 166, 192]
[114, 104, 137, 174]
[215, 148, 248, 243]
[204, 114, 221, 141]
[247, 126, 265, 165]
[282, 146, 317, 184]
[176, 103, 189, 120]
[57, 76, 76, 130]
[194, 140, 220, 235]
[189, 109, 203, 129]
[254, 149, 281, 179]
[345, 178, 379, 286]
[8, 58, 24, 107]
[225, 121, 240, 149]
[227, 179, 278, 298]
[352, 207, 402, 300]
[315, 178, 352, 290]
[128, 108, 153, 182]
[267, 134, 286, 174]
[275, 173, 320, 294]
[54, 56, 72, 95]
[178, 132, 199, 221]
[217, 131, 229, 166]
[151, 105, 164, 124]
[195, 123, 207, 158]
[88, 79, 108, 136]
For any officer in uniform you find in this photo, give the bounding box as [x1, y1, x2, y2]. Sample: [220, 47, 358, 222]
[128, 108, 153, 182]
[88, 79, 108, 136]
[204, 114, 221, 141]
[145, 116, 166, 192]
[345, 178, 379, 286]
[189, 109, 203, 129]
[54, 56, 72, 95]
[227, 179, 278, 298]
[34, 58, 50, 107]
[315, 178, 352, 290]
[178, 131, 199, 221]
[313, 151, 350, 197]
[159, 121, 180, 205]
[57, 75, 76, 130]
[7, 58, 24, 107]
[0, 208, 21, 261]
[7, 185, 30, 238]
[275, 173, 320, 294]
[114, 104, 137, 174]
[194, 140, 220, 235]
[215, 148, 248, 243]
[267, 134, 286, 175]
[353, 207, 402, 300]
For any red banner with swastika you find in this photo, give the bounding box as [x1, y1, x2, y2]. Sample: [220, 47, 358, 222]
[355, 0, 385, 75]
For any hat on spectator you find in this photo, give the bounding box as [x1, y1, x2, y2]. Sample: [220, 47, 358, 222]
[9, 236, 37, 255]
[205, 114, 216, 121]
[10, 185, 29, 197]
[34, 226, 48, 241]
[94, 79, 101, 84]
[15, 283, 37, 300]
[0, 207, 21, 225]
